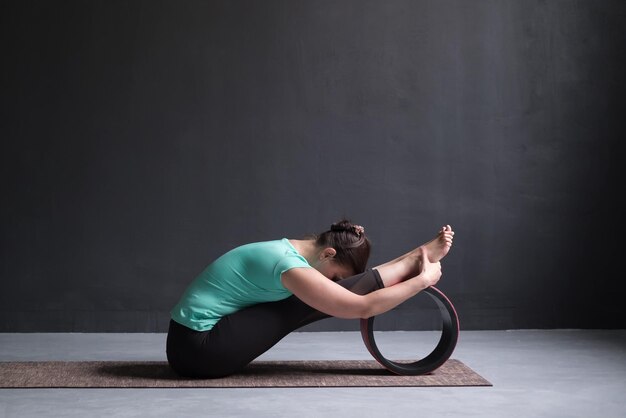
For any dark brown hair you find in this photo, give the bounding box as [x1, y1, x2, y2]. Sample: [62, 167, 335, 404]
[314, 219, 371, 274]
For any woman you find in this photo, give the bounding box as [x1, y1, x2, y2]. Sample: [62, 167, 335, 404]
[167, 219, 454, 378]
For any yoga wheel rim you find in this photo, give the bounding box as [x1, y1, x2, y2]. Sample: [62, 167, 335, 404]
[360, 286, 460, 375]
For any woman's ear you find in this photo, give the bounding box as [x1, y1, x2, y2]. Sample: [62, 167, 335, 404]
[320, 247, 337, 260]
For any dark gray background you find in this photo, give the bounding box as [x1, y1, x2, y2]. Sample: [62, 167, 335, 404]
[2, 0, 624, 332]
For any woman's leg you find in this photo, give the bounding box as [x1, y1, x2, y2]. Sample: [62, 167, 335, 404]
[166, 269, 384, 378]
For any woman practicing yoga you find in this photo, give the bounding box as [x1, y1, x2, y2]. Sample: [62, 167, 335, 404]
[167, 219, 454, 378]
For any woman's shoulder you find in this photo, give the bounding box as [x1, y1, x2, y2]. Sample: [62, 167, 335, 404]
[229, 238, 292, 255]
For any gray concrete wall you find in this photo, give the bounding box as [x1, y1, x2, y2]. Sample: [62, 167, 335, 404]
[2, 0, 624, 331]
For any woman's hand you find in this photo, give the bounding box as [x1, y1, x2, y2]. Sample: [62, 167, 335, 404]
[414, 248, 442, 288]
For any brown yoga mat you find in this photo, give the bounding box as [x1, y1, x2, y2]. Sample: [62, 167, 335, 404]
[0, 359, 491, 388]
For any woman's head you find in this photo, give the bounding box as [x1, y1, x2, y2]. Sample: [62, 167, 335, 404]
[313, 219, 371, 278]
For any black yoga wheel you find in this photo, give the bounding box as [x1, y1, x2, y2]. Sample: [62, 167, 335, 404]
[360, 286, 460, 375]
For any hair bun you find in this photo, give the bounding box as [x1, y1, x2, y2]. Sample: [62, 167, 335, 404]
[330, 220, 352, 232]
[330, 220, 365, 237]
[330, 223, 346, 232]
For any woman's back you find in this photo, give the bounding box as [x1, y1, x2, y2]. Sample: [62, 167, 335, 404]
[170, 238, 310, 331]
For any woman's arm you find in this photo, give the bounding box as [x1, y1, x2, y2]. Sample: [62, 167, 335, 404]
[281, 250, 441, 319]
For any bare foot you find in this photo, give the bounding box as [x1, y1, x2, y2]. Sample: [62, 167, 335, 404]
[374, 225, 454, 287]
[400, 225, 453, 279]
[421, 224, 454, 263]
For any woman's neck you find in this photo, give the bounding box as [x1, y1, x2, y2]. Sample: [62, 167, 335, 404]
[288, 239, 318, 265]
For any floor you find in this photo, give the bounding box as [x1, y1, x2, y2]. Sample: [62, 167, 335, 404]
[0, 329, 625, 418]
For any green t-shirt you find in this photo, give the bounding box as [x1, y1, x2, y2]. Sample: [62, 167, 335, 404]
[170, 238, 311, 331]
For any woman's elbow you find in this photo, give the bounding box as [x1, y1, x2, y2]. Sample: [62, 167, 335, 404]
[349, 298, 374, 320]
[358, 305, 375, 320]
[328, 298, 371, 320]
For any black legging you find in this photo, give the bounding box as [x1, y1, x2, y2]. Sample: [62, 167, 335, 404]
[166, 268, 384, 378]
